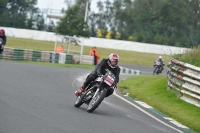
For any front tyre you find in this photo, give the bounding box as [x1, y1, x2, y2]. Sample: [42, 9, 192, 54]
[87, 89, 107, 113]
[74, 96, 83, 107]
[153, 67, 158, 75]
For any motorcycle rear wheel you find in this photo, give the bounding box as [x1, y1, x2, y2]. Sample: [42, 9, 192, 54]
[87, 89, 107, 113]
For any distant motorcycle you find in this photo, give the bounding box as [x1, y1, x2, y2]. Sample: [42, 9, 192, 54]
[0, 38, 4, 53]
[153, 61, 163, 75]
[74, 69, 116, 113]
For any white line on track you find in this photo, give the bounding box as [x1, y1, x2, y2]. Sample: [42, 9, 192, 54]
[72, 75, 185, 133]
[113, 91, 184, 133]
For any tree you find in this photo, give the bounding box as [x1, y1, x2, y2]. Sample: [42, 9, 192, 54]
[110, 0, 135, 40]
[26, 16, 34, 29]
[74, 0, 91, 19]
[88, 12, 99, 37]
[56, 5, 90, 37]
[36, 14, 45, 31]
[65, 0, 75, 9]
[0, 0, 8, 25]
[97, 29, 103, 38]
[185, 0, 200, 29]
[47, 20, 56, 32]
[0, 0, 39, 29]
[105, 31, 112, 39]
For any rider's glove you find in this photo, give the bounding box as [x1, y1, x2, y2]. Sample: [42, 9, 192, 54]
[111, 83, 117, 89]
[111, 84, 117, 89]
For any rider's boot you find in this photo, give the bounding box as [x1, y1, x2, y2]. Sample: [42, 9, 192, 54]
[75, 86, 84, 97]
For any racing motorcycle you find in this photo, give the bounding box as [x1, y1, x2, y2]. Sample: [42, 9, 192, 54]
[153, 61, 163, 75]
[74, 69, 116, 113]
[0, 38, 4, 53]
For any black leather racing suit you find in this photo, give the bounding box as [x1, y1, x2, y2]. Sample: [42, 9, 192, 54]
[0, 35, 6, 45]
[83, 59, 121, 97]
[0, 35, 6, 53]
[155, 59, 165, 72]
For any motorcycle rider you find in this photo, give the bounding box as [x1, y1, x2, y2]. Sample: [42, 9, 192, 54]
[0, 29, 6, 53]
[0, 29, 6, 45]
[75, 53, 121, 97]
[154, 56, 165, 73]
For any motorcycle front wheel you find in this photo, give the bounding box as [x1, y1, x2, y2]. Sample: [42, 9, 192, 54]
[74, 96, 84, 107]
[153, 66, 159, 75]
[87, 89, 107, 113]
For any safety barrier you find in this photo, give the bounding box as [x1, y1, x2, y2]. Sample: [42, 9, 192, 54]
[1, 47, 50, 62]
[119, 66, 142, 75]
[1, 47, 93, 65]
[49, 52, 93, 65]
[167, 58, 200, 107]
[1, 48, 141, 74]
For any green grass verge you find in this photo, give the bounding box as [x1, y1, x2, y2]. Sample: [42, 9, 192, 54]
[173, 46, 200, 67]
[118, 75, 200, 132]
[6, 37, 171, 66]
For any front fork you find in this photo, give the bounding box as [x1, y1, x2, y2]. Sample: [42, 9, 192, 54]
[92, 87, 109, 99]
[92, 88, 100, 98]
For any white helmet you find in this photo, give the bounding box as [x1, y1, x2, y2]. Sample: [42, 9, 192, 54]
[107, 53, 119, 68]
[159, 56, 162, 59]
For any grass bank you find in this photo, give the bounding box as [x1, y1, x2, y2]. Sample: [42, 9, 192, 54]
[118, 75, 200, 132]
[173, 45, 200, 67]
[6, 37, 171, 66]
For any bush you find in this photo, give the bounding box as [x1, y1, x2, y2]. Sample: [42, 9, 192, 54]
[173, 45, 200, 67]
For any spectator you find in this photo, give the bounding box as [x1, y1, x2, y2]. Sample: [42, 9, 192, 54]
[56, 45, 64, 53]
[89, 46, 100, 65]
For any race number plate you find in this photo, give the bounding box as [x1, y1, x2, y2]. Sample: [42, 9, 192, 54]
[104, 75, 114, 86]
[156, 61, 160, 65]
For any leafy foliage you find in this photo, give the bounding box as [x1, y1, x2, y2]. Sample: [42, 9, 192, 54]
[0, 0, 38, 28]
[173, 45, 200, 67]
[0, 0, 56, 31]
[56, 5, 90, 37]
[87, 0, 200, 47]
[1, 0, 200, 47]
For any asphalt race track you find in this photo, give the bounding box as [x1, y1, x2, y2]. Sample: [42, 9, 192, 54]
[120, 64, 168, 75]
[0, 61, 186, 133]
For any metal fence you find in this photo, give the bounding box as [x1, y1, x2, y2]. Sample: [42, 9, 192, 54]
[167, 58, 200, 107]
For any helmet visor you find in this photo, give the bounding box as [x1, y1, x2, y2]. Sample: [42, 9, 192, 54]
[110, 60, 117, 66]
